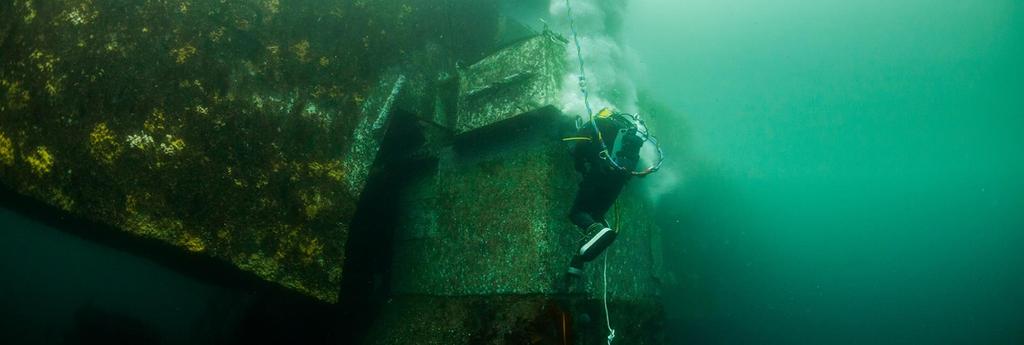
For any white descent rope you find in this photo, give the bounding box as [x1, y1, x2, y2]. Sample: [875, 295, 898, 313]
[603, 250, 616, 344]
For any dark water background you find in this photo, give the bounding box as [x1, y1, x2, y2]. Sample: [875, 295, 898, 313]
[0, 206, 231, 344]
[627, 0, 1024, 344]
[0, 194, 350, 344]
[2, 1, 1023, 344]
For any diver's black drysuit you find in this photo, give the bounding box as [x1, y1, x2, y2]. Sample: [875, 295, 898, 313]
[568, 115, 642, 238]
[569, 154, 630, 231]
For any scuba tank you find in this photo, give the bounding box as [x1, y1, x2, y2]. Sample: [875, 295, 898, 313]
[609, 115, 646, 172]
[600, 111, 652, 174]
[565, 108, 664, 176]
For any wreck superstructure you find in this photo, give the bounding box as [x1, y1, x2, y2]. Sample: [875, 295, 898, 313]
[0, 1, 664, 343]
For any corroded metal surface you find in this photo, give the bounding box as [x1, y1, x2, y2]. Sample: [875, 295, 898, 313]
[378, 33, 666, 344]
[388, 32, 664, 302]
[342, 74, 406, 197]
[390, 109, 664, 301]
[0, 0, 501, 302]
[391, 111, 579, 295]
[0, 2, 666, 340]
[455, 31, 567, 134]
[365, 295, 665, 345]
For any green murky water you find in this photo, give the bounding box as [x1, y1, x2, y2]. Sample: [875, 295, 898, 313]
[628, 1, 1024, 344]
[1, 1, 1021, 344]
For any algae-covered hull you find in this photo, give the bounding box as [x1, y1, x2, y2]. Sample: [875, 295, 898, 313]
[0, 0, 501, 303]
[1, 1, 665, 343]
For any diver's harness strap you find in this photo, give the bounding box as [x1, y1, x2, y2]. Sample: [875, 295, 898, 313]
[565, 111, 665, 176]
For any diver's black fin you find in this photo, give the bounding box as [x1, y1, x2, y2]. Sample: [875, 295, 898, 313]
[578, 227, 617, 262]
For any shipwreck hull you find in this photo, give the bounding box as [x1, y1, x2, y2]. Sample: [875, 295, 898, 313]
[0, 0, 500, 303]
[365, 32, 666, 345]
[1, 1, 665, 343]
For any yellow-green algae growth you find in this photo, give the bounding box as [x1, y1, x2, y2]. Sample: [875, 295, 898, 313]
[171, 43, 197, 64]
[0, 0, 505, 303]
[0, 132, 14, 166]
[25, 146, 55, 177]
[180, 232, 206, 252]
[19, 0, 37, 23]
[89, 122, 123, 164]
[1, 80, 31, 111]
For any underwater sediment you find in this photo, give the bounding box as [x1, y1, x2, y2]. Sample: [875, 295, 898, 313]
[1, 0, 665, 343]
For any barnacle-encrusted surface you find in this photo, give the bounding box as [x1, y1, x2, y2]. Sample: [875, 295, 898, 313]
[456, 32, 567, 134]
[390, 110, 664, 300]
[365, 295, 665, 345]
[0, 0, 501, 303]
[1, 1, 667, 342]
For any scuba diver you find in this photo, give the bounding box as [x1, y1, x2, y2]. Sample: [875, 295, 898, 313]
[564, 107, 660, 278]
